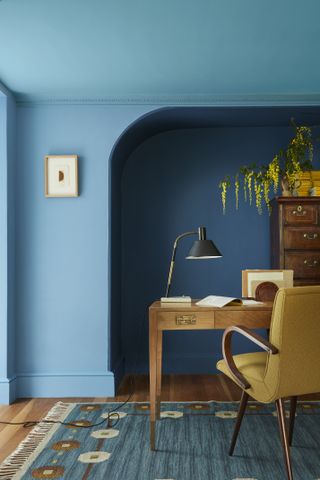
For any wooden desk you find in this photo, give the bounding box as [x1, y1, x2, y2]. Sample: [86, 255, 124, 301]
[148, 300, 273, 449]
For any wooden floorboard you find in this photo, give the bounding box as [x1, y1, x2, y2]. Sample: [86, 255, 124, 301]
[0, 374, 319, 464]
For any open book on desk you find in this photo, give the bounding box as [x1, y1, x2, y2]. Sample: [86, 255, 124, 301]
[196, 295, 263, 308]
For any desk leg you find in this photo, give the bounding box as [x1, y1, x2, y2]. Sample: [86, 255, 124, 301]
[149, 311, 158, 450]
[156, 330, 163, 419]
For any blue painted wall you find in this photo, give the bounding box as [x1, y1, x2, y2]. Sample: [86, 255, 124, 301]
[13, 104, 151, 399]
[7, 91, 16, 385]
[0, 85, 16, 403]
[122, 126, 320, 373]
[1, 101, 320, 403]
[0, 95, 8, 396]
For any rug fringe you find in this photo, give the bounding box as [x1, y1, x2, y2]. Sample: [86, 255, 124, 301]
[0, 401, 73, 480]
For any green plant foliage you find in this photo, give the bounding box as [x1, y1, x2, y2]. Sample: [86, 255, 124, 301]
[219, 124, 314, 215]
[218, 176, 231, 214]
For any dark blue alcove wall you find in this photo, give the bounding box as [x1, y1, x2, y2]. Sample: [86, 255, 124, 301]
[121, 124, 320, 374]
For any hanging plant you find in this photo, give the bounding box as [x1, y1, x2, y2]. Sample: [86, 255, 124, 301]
[263, 176, 271, 214]
[219, 124, 314, 215]
[268, 155, 281, 193]
[235, 174, 240, 210]
[240, 167, 255, 206]
[243, 173, 248, 202]
[253, 174, 263, 215]
[218, 176, 231, 214]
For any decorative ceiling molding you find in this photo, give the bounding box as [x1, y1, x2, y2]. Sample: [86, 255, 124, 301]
[16, 93, 320, 107]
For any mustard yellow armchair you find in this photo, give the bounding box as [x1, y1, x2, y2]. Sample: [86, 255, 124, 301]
[216, 285, 320, 480]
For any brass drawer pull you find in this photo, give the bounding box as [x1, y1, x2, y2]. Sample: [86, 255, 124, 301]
[176, 314, 196, 325]
[292, 205, 307, 216]
[303, 233, 318, 240]
[304, 259, 319, 267]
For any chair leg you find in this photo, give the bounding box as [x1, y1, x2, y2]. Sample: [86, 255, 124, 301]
[276, 398, 293, 480]
[229, 391, 249, 456]
[288, 396, 297, 446]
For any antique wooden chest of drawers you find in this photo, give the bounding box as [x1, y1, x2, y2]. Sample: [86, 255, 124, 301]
[270, 197, 320, 285]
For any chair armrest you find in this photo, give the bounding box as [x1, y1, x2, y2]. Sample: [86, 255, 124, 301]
[222, 326, 278, 390]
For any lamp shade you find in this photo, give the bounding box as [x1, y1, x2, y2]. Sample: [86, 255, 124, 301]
[186, 239, 222, 259]
[163, 226, 222, 298]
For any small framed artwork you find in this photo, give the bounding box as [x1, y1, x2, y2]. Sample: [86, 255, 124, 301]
[45, 155, 78, 197]
[242, 269, 294, 298]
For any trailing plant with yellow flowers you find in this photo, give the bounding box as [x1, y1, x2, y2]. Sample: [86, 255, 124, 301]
[219, 124, 314, 215]
[218, 176, 231, 214]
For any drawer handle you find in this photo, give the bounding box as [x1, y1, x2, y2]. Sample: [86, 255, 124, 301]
[176, 315, 196, 325]
[292, 207, 307, 216]
[304, 259, 319, 267]
[303, 233, 318, 240]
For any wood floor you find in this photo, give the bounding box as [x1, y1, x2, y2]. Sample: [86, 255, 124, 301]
[0, 374, 240, 463]
[0, 374, 319, 464]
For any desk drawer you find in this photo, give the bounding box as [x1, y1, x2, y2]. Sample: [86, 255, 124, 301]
[215, 310, 271, 329]
[157, 311, 215, 330]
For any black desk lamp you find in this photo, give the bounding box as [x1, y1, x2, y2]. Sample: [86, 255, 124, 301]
[161, 226, 222, 302]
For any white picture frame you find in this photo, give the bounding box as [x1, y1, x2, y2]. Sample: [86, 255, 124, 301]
[242, 269, 294, 298]
[45, 155, 78, 197]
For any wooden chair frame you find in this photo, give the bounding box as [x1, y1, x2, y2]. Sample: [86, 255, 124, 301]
[222, 325, 297, 480]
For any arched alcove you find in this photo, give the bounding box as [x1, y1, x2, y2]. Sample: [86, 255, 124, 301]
[109, 106, 320, 388]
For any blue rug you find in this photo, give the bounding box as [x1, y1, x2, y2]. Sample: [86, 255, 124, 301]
[0, 400, 319, 479]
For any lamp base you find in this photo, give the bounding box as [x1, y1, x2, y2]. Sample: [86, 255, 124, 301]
[160, 296, 192, 303]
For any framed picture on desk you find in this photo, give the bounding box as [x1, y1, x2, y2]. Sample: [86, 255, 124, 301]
[242, 269, 294, 299]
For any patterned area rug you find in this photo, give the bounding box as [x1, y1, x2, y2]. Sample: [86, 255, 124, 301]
[0, 401, 319, 480]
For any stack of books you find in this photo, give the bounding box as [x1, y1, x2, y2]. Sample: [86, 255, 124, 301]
[296, 171, 312, 196]
[310, 171, 320, 196]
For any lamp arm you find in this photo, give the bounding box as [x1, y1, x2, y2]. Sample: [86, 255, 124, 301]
[165, 231, 198, 297]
